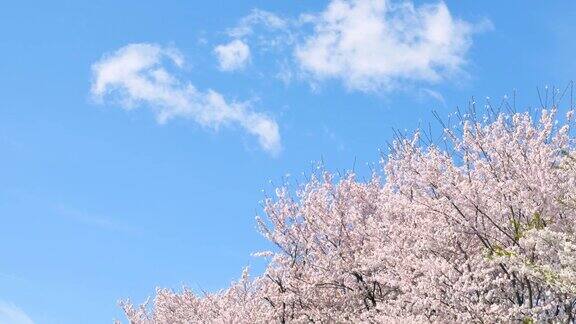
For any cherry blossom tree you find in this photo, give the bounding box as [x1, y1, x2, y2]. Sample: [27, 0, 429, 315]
[120, 100, 576, 323]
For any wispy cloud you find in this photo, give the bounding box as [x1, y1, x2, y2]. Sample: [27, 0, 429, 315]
[420, 88, 446, 106]
[91, 43, 281, 154]
[218, 9, 295, 58]
[214, 39, 251, 71]
[0, 301, 34, 324]
[0, 271, 28, 285]
[221, 0, 490, 93]
[227, 9, 288, 38]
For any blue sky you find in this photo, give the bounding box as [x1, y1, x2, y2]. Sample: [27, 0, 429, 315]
[1, 0, 575, 323]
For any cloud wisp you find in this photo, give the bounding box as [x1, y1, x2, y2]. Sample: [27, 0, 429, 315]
[214, 39, 251, 71]
[91, 43, 281, 154]
[227, 9, 288, 38]
[0, 301, 34, 324]
[219, 0, 490, 93]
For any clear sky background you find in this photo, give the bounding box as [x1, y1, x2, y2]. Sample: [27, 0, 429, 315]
[1, 1, 575, 323]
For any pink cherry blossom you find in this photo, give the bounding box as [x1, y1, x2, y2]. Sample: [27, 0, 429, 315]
[120, 107, 576, 323]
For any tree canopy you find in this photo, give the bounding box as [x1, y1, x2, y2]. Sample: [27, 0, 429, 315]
[121, 106, 576, 323]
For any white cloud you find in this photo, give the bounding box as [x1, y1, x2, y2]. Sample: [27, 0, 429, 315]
[225, 0, 487, 92]
[227, 9, 287, 38]
[0, 301, 34, 324]
[295, 0, 477, 91]
[91, 43, 281, 154]
[214, 40, 251, 71]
